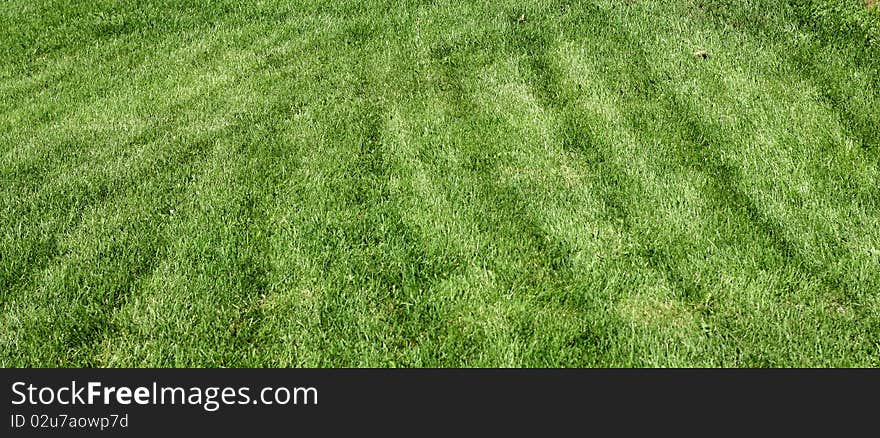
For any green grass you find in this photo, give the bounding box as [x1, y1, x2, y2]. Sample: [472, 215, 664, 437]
[1, 0, 878, 367]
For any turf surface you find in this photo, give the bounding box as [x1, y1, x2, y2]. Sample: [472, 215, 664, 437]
[1, 0, 879, 366]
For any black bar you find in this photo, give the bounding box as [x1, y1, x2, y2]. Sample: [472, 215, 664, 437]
[3, 369, 878, 436]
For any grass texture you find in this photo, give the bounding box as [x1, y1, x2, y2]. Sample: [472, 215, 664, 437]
[1, 0, 879, 367]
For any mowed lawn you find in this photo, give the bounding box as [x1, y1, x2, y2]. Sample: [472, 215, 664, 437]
[1, 0, 878, 367]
